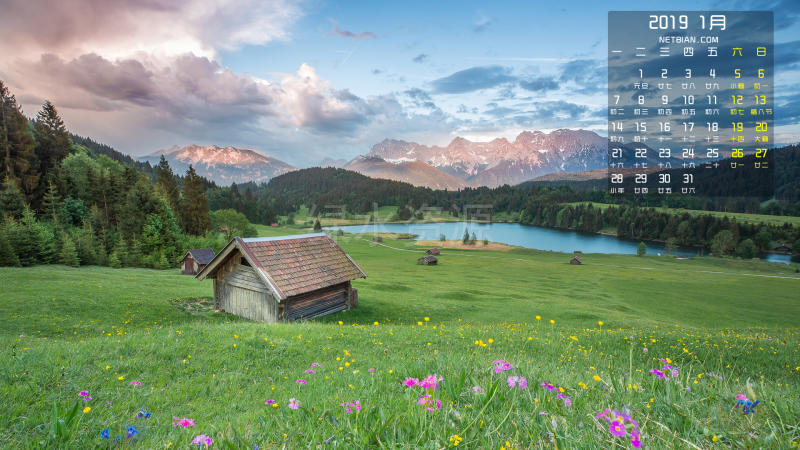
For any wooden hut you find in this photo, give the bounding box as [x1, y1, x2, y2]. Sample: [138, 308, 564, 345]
[775, 244, 791, 252]
[426, 248, 440, 255]
[373, 236, 383, 242]
[570, 256, 582, 265]
[180, 248, 216, 275]
[418, 255, 438, 265]
[195, 233, 366, 322]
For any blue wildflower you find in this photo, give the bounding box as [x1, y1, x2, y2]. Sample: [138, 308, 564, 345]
[126, 425, 139, 438]
[137, 408, 151, 419]
[100, 428, 110, 439]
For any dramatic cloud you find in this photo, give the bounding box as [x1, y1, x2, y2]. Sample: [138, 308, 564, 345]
[412, 53, 429, 63]
[326, 19, 377, 40]
[274, 64, 372, 132]
[0, 0, 302, 60]
[431, 66, 515, 94]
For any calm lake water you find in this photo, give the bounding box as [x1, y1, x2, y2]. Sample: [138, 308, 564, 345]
[329, 221, 792, 264]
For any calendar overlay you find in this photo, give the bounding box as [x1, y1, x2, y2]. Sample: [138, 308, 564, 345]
[608, 11, 774, 196]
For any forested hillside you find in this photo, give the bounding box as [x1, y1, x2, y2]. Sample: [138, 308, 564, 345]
[0, 81, 220, 268]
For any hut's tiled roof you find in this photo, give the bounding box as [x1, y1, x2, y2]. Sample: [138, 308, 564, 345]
[238, 233, 366, 298]
[188, 248, 216, 265]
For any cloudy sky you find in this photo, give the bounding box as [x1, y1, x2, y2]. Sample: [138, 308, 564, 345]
[2, 0, 798, 167]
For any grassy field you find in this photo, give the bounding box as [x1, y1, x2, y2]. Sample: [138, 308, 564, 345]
[568, 202, 800, 227]
[279, 205, 520, 227]
[1, 230, 799, 448]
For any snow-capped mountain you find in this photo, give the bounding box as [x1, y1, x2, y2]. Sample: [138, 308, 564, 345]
[140, 144, 296, 185]
[348, 129, 608, 187]
[344, 156, 468, 190]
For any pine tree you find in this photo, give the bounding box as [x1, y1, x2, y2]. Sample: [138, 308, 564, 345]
[0, 82, 38, 202]
[59, 233, 80, 267]
[33, 100, 71, 206]
[41, 179, 61, 222]
[637, 241, 646, 256]
[0, 231, 19, 266]
[154, 155, 180, 211]
[179, 165, 210, 235]
[153, 249, 170, 269]
[0, 176, 25, 219]
[313, 218, 322, 232]
[111, 237, 128, 268]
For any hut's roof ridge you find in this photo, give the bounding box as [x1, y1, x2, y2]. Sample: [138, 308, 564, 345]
[187, 248, 216, 265]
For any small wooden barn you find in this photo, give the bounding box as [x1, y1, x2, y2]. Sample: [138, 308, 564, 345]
[418, 255, 437, 265]
[775, 244, 791, 252]
[426, 248, 440, 255]
[180, 248, 216, 275]
[195, 233, 366, 322]
[570, 256, 583, 265]
[372, 236, 383, 243]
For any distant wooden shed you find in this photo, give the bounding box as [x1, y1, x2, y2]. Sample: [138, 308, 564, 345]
[570, 256, 582, 265]
[373, 236, 383, 242]
[418, 255, 438, 265]
[775, 244, 791, 252]
[426, 248, 440, 255]
[180, 248, 216, 275]
[196, 233, 366, 322]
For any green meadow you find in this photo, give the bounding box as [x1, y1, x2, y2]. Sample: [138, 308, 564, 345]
[1, 231, 799, 448]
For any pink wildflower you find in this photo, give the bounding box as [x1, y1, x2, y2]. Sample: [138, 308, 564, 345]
[492, 360, 514, 373]
[368, 368, 375, 372]
[78, 391, 89, 397]
[304, 368, 315, 374]
[631, 431, 642, 448]
[609, 420, 626, 437]
[296, 379, 307, 385]
[507, 375, 527, 389]
[472, 385, 485, 393]
[288, 398, 300, 410]
[403, 377, 418, 387]
[265, 399, 275, 405]
[340, 400, 362, 414]
[540, 381, 557, 392]
[191, 434, 212, 448]
[172, 417, 195, 428]
[419, 374, 442, 390]
[130, 381, 141, 386]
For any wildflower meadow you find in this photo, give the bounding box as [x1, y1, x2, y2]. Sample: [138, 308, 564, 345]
[1, 234, 799, 448]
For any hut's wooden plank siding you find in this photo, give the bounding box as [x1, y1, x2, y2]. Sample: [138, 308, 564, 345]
[284, 282, 349, 321]
[227, 264, 270, 293]
[218, 280, 278, 323]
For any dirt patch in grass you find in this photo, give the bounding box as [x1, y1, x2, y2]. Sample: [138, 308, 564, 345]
[169, 297, 216, 314]
[415, 240, 515, 251]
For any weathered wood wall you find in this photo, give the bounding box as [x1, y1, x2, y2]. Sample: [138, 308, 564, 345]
[212, 250, 279, 323]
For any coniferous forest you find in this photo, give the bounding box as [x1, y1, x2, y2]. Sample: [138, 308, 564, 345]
[0, 81, 222, 268]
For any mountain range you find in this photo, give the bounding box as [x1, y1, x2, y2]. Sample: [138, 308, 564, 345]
[139, 144, 296, 185]
[342, 129, 608, 189]
[140, 129, 610, 188]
